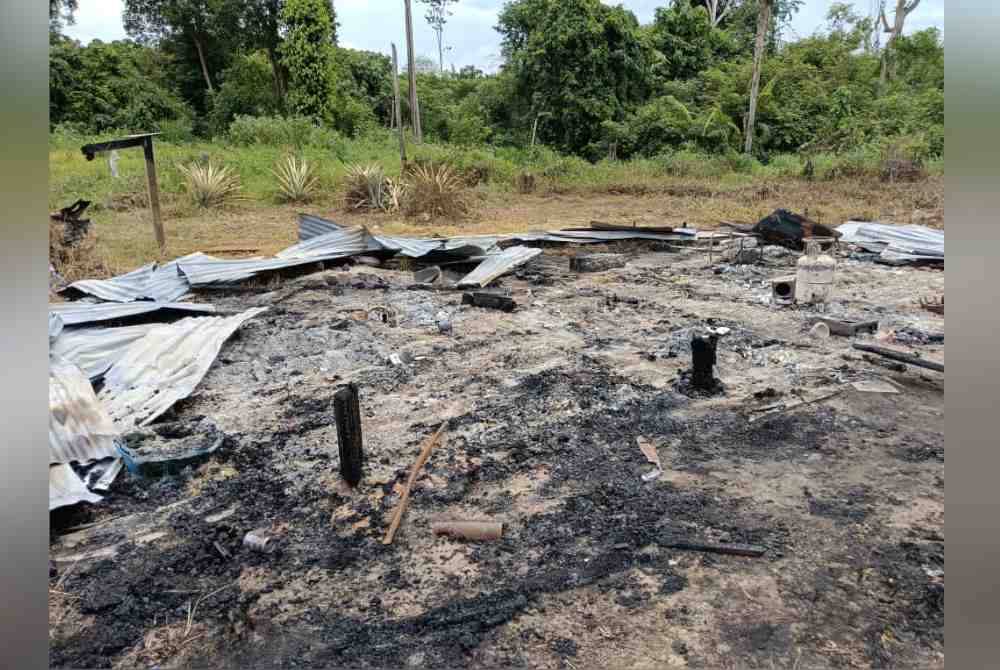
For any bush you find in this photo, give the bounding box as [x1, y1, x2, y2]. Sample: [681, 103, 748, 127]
[272, 155, 320, 203]
[226, 115, 343, 150]
[208, 52, 283, 135]
[156, 118, 196, 144]
[404, 163, 468, 219]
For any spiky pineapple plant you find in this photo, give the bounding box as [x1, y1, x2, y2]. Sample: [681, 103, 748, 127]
[177, 162, 242, 208]
[272, 155, 320, 203]
[344, 163, 390, 211]
[405, 162, 467, 218]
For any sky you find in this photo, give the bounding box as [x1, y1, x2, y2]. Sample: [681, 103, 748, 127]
[64, 0, 944, 73]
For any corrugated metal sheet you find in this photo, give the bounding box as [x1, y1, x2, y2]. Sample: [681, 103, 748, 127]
[51, 324, 158, 380]
[98, 308, 267, 428]
[50, 463, 103, 510]
[63, 255, 199, 303]
[457, 246, 543, 288]
[371, 234, 446, 258]
[49, 313, 64, 341]
[277, 225, 371, 259]
[65, 262, 156, 302]
[50, 301, 216, 326]
[177, 254, 342, 287]
[49, 354, 120, 465]
[298, 213, 343, 240]
[837, 222, 944, 263]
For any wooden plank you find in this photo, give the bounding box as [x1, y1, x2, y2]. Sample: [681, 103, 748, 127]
[142, 136, 165, 251]
[853, 343, 944, 372]
[333, 383, 364, 486]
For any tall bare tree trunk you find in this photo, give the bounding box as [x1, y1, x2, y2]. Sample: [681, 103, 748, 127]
[879, 0, 921, 92]
[437, 29, 444, 74]
[266, 47, 286, 108]
[744, 0, 772, 155]
[403, 0, 422, 142]
[391, 43, 407, 163]
[192, 32, 214, 94]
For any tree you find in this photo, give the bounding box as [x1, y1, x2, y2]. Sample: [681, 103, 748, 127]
[235, 0, 289, 106]
[648, 1, 737, 83]
[699, 0, 741, 27]
[279, 0, 336, 120]
[879, 0, 921, 89]
[744, 0, 772, 154]
[419, 0, 458, 73]
[49, 0, 78, 31]
[124, 0, 235, 94]
[497, 0, 651, 158]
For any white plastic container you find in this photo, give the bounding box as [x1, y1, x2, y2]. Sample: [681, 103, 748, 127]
[795, 241, 836, 305]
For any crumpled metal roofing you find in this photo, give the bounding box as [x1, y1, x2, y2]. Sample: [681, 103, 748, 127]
[49, 313, 64, 341]
[276, 225, 371, 260]
[457, 246, 543, 288]
[98, 307, 267, 428]
[50, 300, 216, 326]
[51, 324, 158, 380]
[298, 212, 342, 240]
[50, 463, 103, 510]
[49, 354, 121, 465]
[63, 253, 203, 303]
[837, 222, 944, 263]
[177, 254, 346, 287]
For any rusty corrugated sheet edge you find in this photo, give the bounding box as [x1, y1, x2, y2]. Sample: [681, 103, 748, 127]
[49, 354, 121, 465]
[98, 307, 268, 429]
[457, 246, 543, 288]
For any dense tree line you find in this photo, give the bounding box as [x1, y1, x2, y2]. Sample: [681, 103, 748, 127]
[49, 0, 943, 161]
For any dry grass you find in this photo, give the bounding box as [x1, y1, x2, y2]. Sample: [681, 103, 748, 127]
[178, 162, 243, 208]
[50, 218, 110, 284]
[57, 174, 943, 277]
[404, 162, 468, 219]
[113, 583, 233, 670]
[344, 163, 393, 211]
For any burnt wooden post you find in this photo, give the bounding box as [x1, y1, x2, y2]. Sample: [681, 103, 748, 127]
[81, 132, 165, 252]
[690, 333, 719, 391]
[334, 383, 364, 485]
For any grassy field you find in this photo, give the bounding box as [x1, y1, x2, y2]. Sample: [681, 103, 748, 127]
[49, 128, 944, 279]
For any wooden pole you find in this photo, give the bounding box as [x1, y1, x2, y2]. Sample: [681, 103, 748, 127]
[334, 383, 365, 486]
[383, 422, 447, 545]
[141, 136, 165, 252]
[403, 0, 422, 142]
[391, 43, 407, 163]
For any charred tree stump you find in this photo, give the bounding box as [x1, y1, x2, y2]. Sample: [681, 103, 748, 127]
[690, 334, 719, 392]
[334, 383, 364, 486]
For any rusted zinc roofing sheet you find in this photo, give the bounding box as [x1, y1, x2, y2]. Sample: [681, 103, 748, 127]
[98, 308, 267, 429]
[276, 225, 372, 259]
[457, 246, 543, 288]
[49, 354, 121, 465]
[51, 324, 158, 380]
[50, 463, 103, 510]
[50, 301, 216, 326]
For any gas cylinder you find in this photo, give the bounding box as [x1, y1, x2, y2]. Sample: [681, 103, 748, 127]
[795, 240, 836, 305]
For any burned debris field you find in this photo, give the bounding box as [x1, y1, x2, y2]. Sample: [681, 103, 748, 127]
[49, 222, 944, 669]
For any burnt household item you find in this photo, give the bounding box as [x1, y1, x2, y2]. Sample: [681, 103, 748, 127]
[752, 209, 841, 251]
[795, 240, 836, 305]
[431, 520, 504, 541]
[809, 322, 831, 340]
[413, 266, 442, 284]
[117, 417, 224, 477]
[243, 529, 274, 553]
[569, 253, 627, 273]
[813, 317, 879, 337]
[690, 333, 720, 392]
[462, 292, 517, 312]
[334, 383, 364, 486]
[81, 133, 164, 250]
[771, 275, 796, 306]
[852, 343, 944, 372]
[51, 199, 93, 248]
